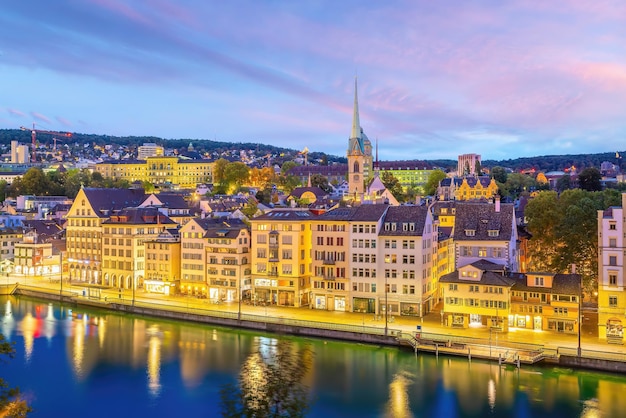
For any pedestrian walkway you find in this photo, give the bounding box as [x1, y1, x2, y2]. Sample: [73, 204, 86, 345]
[9, 275, 626, 361]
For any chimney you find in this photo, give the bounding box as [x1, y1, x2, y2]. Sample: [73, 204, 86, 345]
[571, 264, 576, 274]
[495, 196, 501, 212]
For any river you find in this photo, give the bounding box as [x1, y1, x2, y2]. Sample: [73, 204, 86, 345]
[1, 295, 623, 417]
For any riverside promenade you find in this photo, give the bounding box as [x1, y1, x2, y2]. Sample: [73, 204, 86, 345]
[3, 275, 626, 372]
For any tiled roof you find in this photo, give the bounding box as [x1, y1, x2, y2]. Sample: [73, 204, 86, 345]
[440, 270, 516, 287]
[289, 187, 328, 199]
[379, 206, 429, 236]
[83, 188, 146, 217]
[453, 201, 514, 241]
[101, 207, 176, 225]
[509, 273, 581, 295]
[252, 209, 318, 221]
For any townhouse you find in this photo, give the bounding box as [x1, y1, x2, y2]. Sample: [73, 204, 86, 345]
[597, 193, 626, 342]
[249, 209, 315, 307]
[101, 207, 177, 290]
[379, 205, 439, 317]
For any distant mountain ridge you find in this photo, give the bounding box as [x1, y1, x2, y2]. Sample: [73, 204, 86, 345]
[0, 129, 621, 173]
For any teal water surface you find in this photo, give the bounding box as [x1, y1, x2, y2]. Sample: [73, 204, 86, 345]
[1, 296, 623, 417]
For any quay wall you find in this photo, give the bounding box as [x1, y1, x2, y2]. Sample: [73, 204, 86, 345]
[12, 287, 626, 373]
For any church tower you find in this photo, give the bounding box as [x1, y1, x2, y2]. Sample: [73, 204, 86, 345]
[347, 78, 366, 200]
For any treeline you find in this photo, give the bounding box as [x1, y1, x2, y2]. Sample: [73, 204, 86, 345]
[0, 129, 346, 165]
[0, 167, 129, 201]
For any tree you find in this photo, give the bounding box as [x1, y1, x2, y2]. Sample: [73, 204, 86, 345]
[212, 158, 229, 186]
[423, 169, 446, 196]
[501, 173, 536, 199]
[556, 175, 571, 192]
[491, 166, 508, 184]
[474, 160, 482, 176]
[281, 161, 297, 176]
[309, 174, 332, 193]
[525, 189, 614, 295]
[220, 340, 313, 418]
[224, 162, 250, 193]
[577, 167, 602, 192]
[381, 172, 405, 202]
[1, 333, 31, 417]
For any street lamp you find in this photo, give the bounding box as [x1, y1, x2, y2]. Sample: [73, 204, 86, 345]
[384, 275, 388, 336]
[60, 251, 63, 298]
[578, 274, 582, 357]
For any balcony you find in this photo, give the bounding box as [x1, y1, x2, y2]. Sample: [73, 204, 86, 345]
[322, 259, 336, 265]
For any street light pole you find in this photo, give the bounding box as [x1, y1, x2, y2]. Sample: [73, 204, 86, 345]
[60, 252, 63, 298]
[578, 274, 582, 357]
[384, 275, 388, 336]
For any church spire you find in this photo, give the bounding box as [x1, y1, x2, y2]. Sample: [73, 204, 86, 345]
[350, 77, 361, 141]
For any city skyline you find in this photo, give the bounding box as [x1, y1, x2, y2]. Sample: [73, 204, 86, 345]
[1, 1, 625, 161]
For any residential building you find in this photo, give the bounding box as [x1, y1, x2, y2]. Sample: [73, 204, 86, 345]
[439, 260, 514, 329]
[453, 199, 518, 271]
[348, 205, 390, 314]
[139, 192, 194, 225]
[144, 228, 181, 295]
[597, 193, 626, 341]
[65, 187, 146, 285]
[310, 208, 352, 311]
[204, 218, 251, 303]
[13, 230, 54, 277]
[250, 209, 316, 307]
[101, 207, 177, 290]
[509, 272, 581, 333]
[0, 227, 23, 263]
[179, 218, 218, 297]
[379, 205, 438, 317]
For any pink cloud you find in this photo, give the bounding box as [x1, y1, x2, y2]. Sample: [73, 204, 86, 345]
[31, 112, 51, 124]
[7, 108, 25, 117]
[56, 116, 73, 127]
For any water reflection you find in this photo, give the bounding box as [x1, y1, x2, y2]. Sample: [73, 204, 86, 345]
[3, 296, 626, 418]
[385, 372, 414, 418]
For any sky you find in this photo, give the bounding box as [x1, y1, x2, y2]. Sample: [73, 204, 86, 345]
[1, 1, 626, 161]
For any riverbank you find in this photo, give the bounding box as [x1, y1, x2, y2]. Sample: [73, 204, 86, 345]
[7, 282, 626, 373]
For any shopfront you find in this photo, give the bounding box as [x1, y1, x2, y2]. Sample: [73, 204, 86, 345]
[547, 318, 576, 334]
[353, 297, 375, 313]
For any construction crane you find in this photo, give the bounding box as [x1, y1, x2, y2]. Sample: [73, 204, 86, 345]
[20, 124, 72, 162]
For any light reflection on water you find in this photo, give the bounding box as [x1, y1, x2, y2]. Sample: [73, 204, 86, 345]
[2, 295, 626, 418]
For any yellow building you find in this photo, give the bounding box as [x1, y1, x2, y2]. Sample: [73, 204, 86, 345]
[178, 217, 251, 299]
[101, 207, 177, 291]
[95, 156, 213, 189]
[310, 209, 351, 311]
[144, 229, 181, 295]
[249, 209, 314, 307]
[439, 260, 514, 330]
[65, 187, 146, 285]
[437, 176, 498, 201]
[508, 272, 581, 333]
[204, 219, 251, 303]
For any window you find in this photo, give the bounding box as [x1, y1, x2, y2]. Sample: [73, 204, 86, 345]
[609, 296, 618, 307]
[609, 256, 618, 266]
[534, 277, 544, 286]
[448, 284, 458, 291]
[610, 238, 617, 248]
[610, 223, 617, 230]
[609, 273, 618, 286]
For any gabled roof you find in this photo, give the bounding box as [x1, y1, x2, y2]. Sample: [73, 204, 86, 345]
[101, 207, 176, 225]
[145, 193, 189, 208]
[379, 206, 429, 236]
[509, 273, 581, 295]
[253, 209, 318, 221]
[82, 188, 146, 217]
[453, 201, 514, 241]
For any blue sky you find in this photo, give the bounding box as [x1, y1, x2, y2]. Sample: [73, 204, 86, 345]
[1, 0, 625, 160]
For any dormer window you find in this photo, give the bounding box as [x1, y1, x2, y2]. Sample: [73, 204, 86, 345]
[384, 223, 390, 231]
[465, 229, 475, 237]
[487, 230, 499, 237]
[391, 224, 396, 231]
[402, 223, 408, 231]
[409, 223, 415, 231]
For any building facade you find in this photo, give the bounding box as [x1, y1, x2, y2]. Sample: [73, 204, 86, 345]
[95, 156, 213, 189]
[250, 209, 315, 307]
[597, 194, 626, 341]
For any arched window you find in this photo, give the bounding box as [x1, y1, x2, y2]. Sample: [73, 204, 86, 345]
[353, 162, 360, 173]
